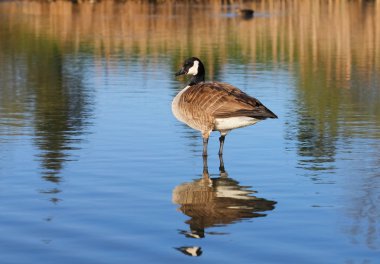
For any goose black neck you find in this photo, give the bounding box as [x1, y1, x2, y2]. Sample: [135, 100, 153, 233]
[189, 62, 205, 86]
[189, 74, 205, 86]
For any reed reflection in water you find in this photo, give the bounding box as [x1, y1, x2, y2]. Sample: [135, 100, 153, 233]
[172, 157, 276, 256]
[0, 16, 94, 209]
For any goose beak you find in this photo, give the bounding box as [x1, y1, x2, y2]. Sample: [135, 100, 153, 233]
[175, 67, 186, 76]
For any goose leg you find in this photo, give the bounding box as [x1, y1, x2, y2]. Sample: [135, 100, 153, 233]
[218, 154, 228, 178]
[218, 154, 225, 173]
[202, 137, 209, 156]
[218, 135, 226, 156]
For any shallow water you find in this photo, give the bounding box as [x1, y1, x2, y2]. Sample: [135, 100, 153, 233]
[0, 0, 380, 263]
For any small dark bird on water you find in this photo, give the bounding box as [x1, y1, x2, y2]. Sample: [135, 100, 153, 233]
[172, 57, 277, 156]
[236, 8, 255, 19]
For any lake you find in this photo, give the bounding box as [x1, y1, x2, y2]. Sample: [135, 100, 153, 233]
[0, 0, 379, 263]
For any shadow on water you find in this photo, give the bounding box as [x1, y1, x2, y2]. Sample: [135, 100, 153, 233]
[172, 156, 276, 257]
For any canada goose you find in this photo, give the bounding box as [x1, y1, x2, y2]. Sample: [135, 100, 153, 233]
[172, 57, 277, 156]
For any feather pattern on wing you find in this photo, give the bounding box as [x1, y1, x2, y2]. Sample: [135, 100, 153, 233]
[176, 82, 277, 127]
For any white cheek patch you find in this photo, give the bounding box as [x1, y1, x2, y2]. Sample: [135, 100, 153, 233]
[187, 60, 199, 75]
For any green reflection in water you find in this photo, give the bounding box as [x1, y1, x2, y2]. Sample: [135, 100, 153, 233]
[0, 14, 93, 182]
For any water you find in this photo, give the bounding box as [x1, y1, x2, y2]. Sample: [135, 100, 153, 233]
[0, 1, 380, 263]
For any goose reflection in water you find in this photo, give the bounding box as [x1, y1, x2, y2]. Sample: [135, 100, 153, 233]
[173, 156, 276, 256]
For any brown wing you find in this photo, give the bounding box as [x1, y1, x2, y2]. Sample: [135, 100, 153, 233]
[180, 82, 277, 121]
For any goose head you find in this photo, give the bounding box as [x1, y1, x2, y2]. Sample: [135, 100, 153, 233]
[175, 57, 205, 85]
